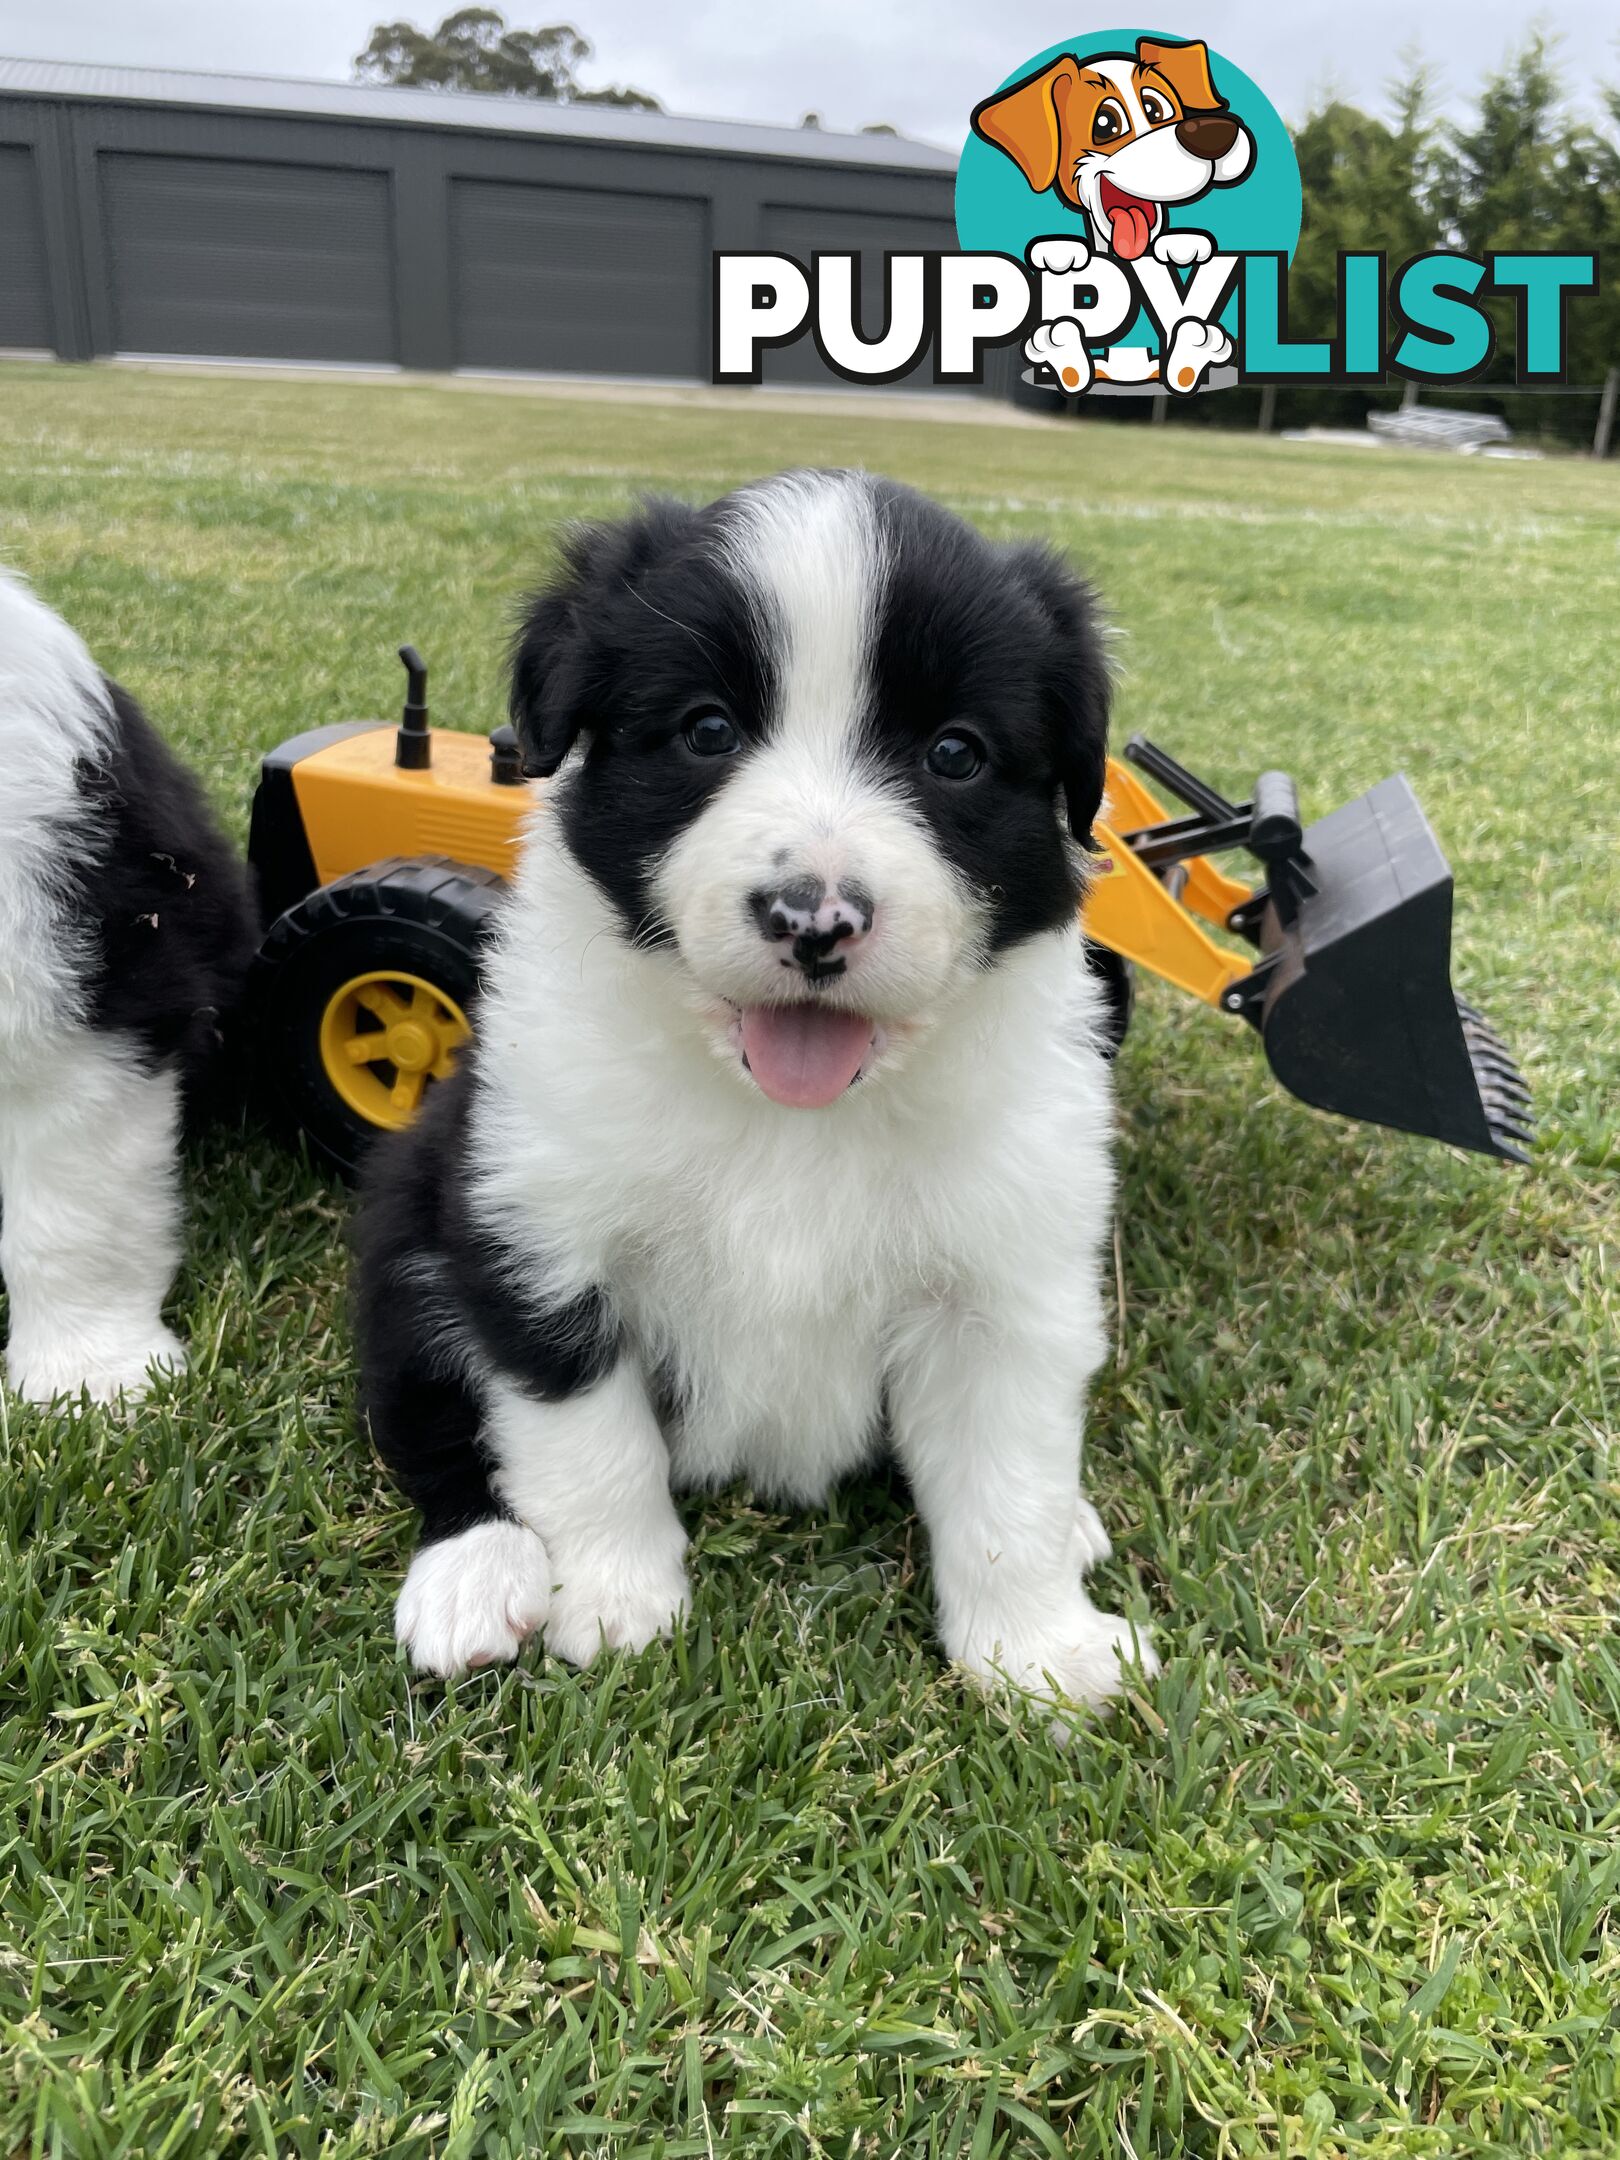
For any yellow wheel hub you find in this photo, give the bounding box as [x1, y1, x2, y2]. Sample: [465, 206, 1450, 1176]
[319, 970, 471, 1131]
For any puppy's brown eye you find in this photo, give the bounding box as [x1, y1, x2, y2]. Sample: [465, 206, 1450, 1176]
[1092, 99, 1128, 145]
[926, 730, 985, 781]
[683, 711, 739, 756]
[1140, 89, 1173, 125]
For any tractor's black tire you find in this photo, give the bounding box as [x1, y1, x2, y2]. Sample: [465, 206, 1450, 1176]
[1083, 940, 1134, 1060]
[252, 857, 505, 1179]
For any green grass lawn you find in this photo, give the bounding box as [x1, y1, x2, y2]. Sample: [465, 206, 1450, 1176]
[1, 362, 1616, 2159]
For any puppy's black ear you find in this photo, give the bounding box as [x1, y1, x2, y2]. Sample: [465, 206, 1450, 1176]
[1008, 544, 1112, 848]
[509, 500, 698, 777]
[508, 578, 588, 779]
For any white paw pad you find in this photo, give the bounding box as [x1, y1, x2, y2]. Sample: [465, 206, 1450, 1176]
[958, 1596, 1159, 1721]
[1163, 317, 1232, 394]
[6, 1325, 187, 1408]
[542, 1541, 691, 1669]
[1025, 318, 1092, 394]
[1153, 228, 1215, 268]
[1028, 234, 1091, 275]
[395, 1519, 552, 1678]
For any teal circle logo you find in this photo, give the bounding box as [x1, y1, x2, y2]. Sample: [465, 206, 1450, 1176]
[956, 30, 1301, 370]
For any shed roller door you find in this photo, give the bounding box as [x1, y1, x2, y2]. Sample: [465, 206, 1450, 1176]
[0, 144, 52, 350]
[760, 205, 957, 391]
[452, 179, 707, 380]
[100, 153, 395, 363]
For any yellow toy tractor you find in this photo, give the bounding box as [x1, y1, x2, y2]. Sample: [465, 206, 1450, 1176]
[248, 646, 1532, 1177]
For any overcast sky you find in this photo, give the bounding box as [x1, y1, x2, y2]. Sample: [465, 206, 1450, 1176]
[0, 0, 1606, 144]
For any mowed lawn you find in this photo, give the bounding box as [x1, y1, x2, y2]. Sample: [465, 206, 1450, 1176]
[1, 361, 1616, 2160]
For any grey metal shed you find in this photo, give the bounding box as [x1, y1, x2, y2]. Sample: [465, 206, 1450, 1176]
[0, 57, 979, 392]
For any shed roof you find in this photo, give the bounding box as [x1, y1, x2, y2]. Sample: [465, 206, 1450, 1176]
[0, 56, 958, 174]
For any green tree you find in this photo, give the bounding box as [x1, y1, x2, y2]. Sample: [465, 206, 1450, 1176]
[1288, 67, 1438, 350]
[1432, 32, 1614, 386]
[354, 8, 659, 108]
[1283, 38, 1618, 443]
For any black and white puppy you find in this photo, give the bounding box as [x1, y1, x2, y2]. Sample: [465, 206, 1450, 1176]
[0, 567, 255, 1404]
[357, 470, 1157, 1713]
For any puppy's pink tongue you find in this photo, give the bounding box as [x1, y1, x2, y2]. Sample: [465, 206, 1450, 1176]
[1107, 201, 1154, 260]
[739, 1004, 875, 1108]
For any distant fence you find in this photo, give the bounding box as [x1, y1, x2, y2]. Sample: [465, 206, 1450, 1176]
[1059, 372, 1619, 458]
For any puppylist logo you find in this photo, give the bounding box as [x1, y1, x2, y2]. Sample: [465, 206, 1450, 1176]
[713, 29, 1597, 398]
[961, 33, 1291, 395]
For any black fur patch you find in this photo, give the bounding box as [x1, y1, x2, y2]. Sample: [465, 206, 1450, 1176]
[354, 1066, 619, 1545]
[863, 482, 1109, 951]
[510, 500, 777, 944]
[73, 679, 258, 1081]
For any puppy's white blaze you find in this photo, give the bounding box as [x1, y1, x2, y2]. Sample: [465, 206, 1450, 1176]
[658, 470, 979, 1033]
[719, 468, 888, 768]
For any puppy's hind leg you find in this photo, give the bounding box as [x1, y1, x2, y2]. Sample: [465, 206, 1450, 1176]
[0, 1034, 187, 1406]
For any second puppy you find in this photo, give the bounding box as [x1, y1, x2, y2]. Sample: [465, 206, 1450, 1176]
[0, 568, 256, 1404]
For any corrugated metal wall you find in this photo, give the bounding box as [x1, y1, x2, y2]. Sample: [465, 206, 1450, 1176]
[100, 154, 397, 361]
[0, 84, 983, 396]
[450, 179, 708, 378]
[0, 141, 52, 349]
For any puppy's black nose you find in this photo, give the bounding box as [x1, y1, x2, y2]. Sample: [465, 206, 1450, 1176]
[1176, 112, 1239, 159]
[749, 877, 874, 981]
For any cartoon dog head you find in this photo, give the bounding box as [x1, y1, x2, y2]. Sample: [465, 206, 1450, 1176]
[971, 37, 1253, 261]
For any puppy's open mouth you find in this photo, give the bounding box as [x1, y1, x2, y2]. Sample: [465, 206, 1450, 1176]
[1098, 177, 1159, 261]
[735, 1003, 876, 1108]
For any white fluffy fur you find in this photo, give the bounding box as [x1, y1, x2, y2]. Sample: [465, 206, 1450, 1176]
[0, 566, 112, 1048]
[0, 566, 186, 1405]
[490, 1364, 691, 1667]
[395, 1518, 553, 1676]
[404, 474, 1155, 1716]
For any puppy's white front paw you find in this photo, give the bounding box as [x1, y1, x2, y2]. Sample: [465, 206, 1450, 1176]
[955, 1595, 1158, 1722]
[1028, 234, 1091, 275]
[395, 1519, 552, 1678]
[6, 1325, 186, 1408]
[1025, 319, 1092, 393]
[1153, 228, 1214, 267]
[542, 1535, 691, 1668]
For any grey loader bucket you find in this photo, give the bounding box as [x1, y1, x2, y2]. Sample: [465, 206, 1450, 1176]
[1256, 778, 1532, 1161]
[1121, 739, 1533, 1163]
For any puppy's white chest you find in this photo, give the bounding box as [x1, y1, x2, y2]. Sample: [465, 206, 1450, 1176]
[617, 1138, 901, 1502]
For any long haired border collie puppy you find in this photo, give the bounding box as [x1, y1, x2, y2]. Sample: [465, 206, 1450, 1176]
[0, 567, 256, 1405]
[357, 471, 1158, 1715]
